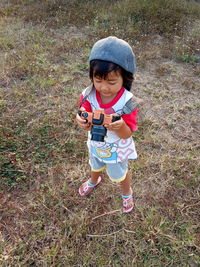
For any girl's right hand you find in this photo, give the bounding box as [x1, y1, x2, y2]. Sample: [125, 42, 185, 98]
[76, 107, 91, 131]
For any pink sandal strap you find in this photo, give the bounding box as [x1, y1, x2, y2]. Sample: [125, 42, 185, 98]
[79, 176, 102, 197]
[122, 195, 135, 213]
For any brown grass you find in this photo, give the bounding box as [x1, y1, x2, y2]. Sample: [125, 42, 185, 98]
[0, 0, 200, 266]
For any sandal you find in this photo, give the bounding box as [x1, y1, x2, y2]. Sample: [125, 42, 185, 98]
[122, 194, 135, 213]
[78, 176, 102, 197]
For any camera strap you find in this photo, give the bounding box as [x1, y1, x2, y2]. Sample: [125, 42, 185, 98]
[79, 85, 93, 108]
[121, 97, 139, 115]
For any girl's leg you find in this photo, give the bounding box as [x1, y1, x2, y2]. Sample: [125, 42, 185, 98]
[120, 172, 132, 196]
[120, 172, 134, 213]
[90, 171, 102, 184]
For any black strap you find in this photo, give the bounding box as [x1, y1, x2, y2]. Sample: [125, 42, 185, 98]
[121, 97, 138, 115]
[79, 85, 93, 108]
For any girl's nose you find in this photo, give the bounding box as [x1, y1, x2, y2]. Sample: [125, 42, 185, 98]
[100, 82, 108, 91]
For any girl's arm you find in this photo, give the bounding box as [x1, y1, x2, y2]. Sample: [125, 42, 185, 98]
[105, 108, 138, 139]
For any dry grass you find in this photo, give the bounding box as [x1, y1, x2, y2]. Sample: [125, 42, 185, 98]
[0, 0, 200, 266]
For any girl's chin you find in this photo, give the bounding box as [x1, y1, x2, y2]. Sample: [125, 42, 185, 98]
[101, 93, 111, 97]
[101, 92, 115, 97]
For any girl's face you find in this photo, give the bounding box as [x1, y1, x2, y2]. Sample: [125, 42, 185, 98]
[93, 70, 123, 101]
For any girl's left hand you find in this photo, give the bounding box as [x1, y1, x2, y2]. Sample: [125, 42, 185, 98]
[105, 118, 124, 131]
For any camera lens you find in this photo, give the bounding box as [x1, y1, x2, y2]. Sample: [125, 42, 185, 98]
[91, 125, 107, 142]
[82, 112, 88, 118]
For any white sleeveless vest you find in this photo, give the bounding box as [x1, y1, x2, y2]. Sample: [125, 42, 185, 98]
[82, 86, 138, 163]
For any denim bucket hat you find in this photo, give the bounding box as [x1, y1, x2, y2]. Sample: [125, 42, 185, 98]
[89, 36, 136, 74]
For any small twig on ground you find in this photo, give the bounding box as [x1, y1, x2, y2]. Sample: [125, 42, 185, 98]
[40, 202, 53, 212]
[123, 228, 136, 234]
[62, 205, 74, 213]
[87, 228, 136, 238]
[87, 229, 122, 238]
[91, 209, 121, 221]
[181, 202, 200, 212]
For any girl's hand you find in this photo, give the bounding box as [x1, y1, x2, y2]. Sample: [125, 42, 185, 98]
[105, 117, 133, 139]
[76, 108, 91, 131]
[105, 117, 124, 131]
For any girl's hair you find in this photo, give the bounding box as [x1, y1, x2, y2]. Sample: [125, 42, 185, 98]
[89, 60, 134, 91]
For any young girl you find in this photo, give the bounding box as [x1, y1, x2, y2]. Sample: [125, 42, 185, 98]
[76, 36, 138, 213]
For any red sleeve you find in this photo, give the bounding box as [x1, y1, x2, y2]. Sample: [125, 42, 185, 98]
[79, 94, 92, 112]
[122, 108, 138, 131]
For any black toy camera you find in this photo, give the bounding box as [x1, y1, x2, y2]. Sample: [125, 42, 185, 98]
[78, 109, 121, 142]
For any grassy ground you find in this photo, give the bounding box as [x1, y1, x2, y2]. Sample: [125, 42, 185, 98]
[0, 0, 200, 266]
